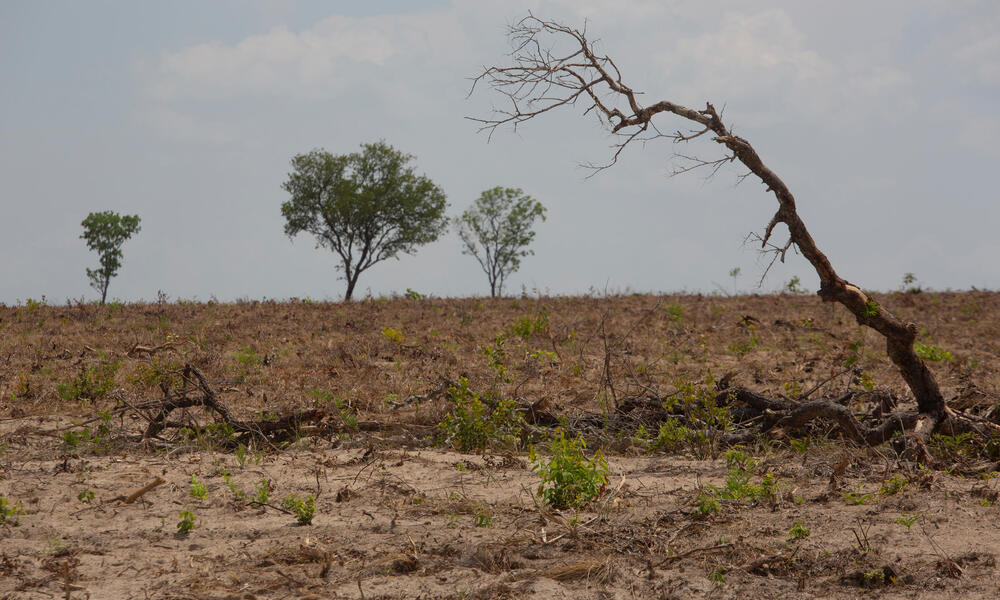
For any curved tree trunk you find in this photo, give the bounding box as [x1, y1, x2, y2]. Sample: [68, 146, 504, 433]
[470, 15, 994, 448]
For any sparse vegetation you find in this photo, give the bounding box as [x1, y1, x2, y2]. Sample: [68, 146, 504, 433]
[0, 497, 23, 525]
[789, 521, 810, 539]
[177, 511, 196, 534]
[1, 289, 998, 598]
[530, 430, 609, 510]
[189, 475, 208, 500]
[438, 377, 524, 452]
[281, 494, 316, 525]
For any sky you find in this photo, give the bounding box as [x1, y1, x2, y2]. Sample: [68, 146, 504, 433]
[1, 0, 998, 304]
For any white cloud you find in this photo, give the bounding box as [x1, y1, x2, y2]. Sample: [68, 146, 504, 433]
[144, 11, 472, 104]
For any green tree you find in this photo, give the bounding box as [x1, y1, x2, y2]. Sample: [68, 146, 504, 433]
[80, 211, 141, 305]
[455, 187, 546, 297]
[281, 142, 449, 301]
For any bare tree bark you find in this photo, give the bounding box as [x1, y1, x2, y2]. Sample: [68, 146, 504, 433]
[471, 14, 989, 443]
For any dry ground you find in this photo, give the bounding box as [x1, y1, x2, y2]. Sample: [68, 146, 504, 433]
[1, 291, 999, 598]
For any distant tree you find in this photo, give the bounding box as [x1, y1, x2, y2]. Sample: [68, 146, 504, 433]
[455, 187, 546, 297]
[281, 142, 448, 301]
[80, 211, 141, 305]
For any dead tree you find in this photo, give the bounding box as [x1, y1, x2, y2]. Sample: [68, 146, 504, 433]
[471, 15, 996, 450]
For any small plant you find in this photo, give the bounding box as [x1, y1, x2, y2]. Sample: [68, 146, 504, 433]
[281, 494, 316, 525]
[308, 389, 359, 430]
[727, 324, 761, 357]
[650, 418, 691, 452]
[234, 443, 248, 468]
[784, 276, 808, 295]
[694, 449, 780, 515]
[901, 272, 921, 293]
[473, 511, 493, 528]
[438, 377, 524, 452]
[223, 475, 245, 501]
[693, 491, 721, 518]
[863, 300, 879, 318]
[728, 267, 741, 295]
[843, 331, 866, 367]
[843, 485, 877, 505]
[381, 327, 405, 344]
[931, 432, 974, 456]
[509, 307, 549, 339]
[235, 345, 263, 367]
[914, 342, 952, 362]
[189, 475, 208, 500]
[720, 450, 778, 500]
[530, 430, 609, 510]
[177, 510, 196, 534]
[77, 490, 95, 504]
[666, 303, 685, 327]
[0, 497, 24, 525]
[58, 356, 122, 403]
[708, 567, 727, 585]
[879, 475, 908, 497]
[129, 357, 182, 389]
[404, 288, 422, 300]
[254, 479, 271, 505]
[481, 333, 511, 382]
[789, 521, 810, 539]
[862, 568, 886, 587]
[61, 410, 115, 452]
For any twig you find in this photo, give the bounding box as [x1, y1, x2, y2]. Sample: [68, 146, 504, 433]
[114, 476, 166, 504]
[648, 543, 733, 570]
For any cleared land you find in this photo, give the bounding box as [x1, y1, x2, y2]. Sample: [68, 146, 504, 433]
[1, 291, 999, 598]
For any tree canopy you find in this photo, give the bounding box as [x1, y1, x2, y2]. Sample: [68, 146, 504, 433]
[456, 187, 546, 297]
[80, 211, 141, 305]
[280, 142, 449, 300]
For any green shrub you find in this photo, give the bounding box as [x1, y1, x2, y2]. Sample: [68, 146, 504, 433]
[177, 511, 196, 534]
[694, 449, 780, 514]
[509, 307, 549, 338]
[531, 430, 609, 510]
[0, 497, 24, 525]
[914, 342, 952, 362]
[439, 377, 524, 451]
[381, 327, 405, 344]
[58, 356, 121, 403]
[281, 494, 316, 525]
[189, 475, 207, 500]
[789, 521, 810, 539]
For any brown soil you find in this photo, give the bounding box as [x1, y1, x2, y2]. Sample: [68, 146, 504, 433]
[2, 291, 999, 599]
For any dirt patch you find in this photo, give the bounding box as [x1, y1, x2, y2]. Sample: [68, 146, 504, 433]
[1, 292, 999, 597]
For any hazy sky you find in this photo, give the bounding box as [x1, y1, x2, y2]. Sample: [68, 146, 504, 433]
[2, 1, 997, 303]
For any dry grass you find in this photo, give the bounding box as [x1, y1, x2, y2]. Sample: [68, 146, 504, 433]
[3, 291, 997, 427]
[2, 291, 1000, 599]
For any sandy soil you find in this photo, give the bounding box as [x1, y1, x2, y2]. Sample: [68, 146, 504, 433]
[2, 416, 999, 599]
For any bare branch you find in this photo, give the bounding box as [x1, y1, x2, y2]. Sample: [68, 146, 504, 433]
[471, 14, 953, 421]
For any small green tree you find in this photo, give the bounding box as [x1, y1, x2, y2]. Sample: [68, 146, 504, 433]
[281, 142, 449, 300]
[80, 211, 141, 304]
[455, 187, 546, 297]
